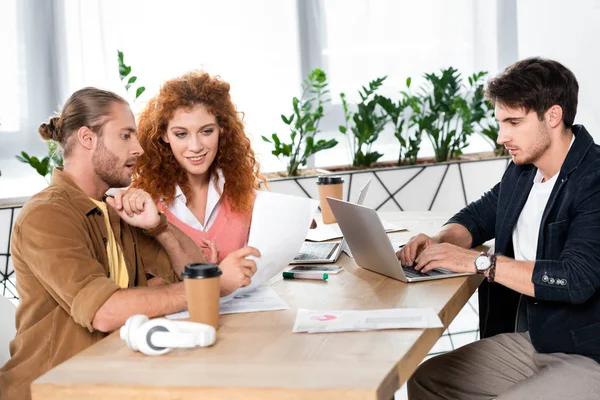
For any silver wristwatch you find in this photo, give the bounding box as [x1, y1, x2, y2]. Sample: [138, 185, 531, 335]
[474, 252, 492, 274]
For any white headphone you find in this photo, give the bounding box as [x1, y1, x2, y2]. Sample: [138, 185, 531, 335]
[120, 315, 216, 356]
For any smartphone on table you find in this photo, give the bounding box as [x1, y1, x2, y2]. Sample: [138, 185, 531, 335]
[287, 265, 344, 274]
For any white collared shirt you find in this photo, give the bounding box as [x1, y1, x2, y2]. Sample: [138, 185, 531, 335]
[164, 169, 225, 231]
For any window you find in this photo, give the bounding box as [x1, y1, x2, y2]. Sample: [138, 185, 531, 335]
[102, 0, 302, 173]
[312, 0, 498, 168]
[0, 0, 20, 132]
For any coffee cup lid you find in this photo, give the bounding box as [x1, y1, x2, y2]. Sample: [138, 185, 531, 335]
[316, 175, 344, 185]
[181, 263, 223, 279]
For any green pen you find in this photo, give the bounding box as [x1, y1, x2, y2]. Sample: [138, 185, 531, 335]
[282, 271, 328, 281]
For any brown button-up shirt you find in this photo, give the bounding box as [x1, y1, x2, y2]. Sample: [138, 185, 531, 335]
[0, 169, 180, 400]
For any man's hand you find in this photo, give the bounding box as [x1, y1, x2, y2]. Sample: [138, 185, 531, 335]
[219, 246, 261, 296]
[412, 243, 479, 274]
[106, 188, 160, 230]
[396, 233, 440, 267]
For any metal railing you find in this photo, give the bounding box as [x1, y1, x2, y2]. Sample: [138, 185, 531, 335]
[1, 205, 22, 302]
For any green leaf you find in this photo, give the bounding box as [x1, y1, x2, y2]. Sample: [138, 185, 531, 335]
[281, 144, 292, 157]
[19, 151, 31, 162]
[271, 133, 281, 147]
[261, 135, 272, 143]
[135, 86, 145, 99]
[305, 135, 314, 148]
[128, 76, 137, 84]
[406, 77, 412, 88]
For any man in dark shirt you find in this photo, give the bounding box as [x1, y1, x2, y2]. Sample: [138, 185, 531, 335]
[398, 58, 600, 399]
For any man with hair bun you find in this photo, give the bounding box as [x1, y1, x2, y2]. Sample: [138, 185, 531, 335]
[0, 87, 259, 400]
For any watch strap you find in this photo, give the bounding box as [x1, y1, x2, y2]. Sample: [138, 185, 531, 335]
[143, 211, 168, 237]
[486, 253, 498, 283]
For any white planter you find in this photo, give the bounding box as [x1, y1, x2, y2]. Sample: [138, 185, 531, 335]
[266, 157, 510, 212]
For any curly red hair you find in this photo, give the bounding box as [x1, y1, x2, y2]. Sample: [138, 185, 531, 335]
[133, 71, 266, 215]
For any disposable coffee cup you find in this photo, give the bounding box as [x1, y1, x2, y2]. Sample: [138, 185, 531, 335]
[316, 175, 344, 224]
[182, 263, 222, 329]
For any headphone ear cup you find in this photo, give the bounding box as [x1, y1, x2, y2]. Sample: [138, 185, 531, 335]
[120, 314, 149, 352]
[133, 319, 176, 356]
[172, 321, 216, 348]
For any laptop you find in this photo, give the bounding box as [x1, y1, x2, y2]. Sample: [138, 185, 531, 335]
[326, 197, 472, 282]
[291, 179, 372, 264]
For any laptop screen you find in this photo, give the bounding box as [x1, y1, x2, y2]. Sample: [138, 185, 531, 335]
[339, 178, 372, 249]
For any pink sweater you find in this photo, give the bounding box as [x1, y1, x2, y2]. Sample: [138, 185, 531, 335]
[158, 196, 251, 263]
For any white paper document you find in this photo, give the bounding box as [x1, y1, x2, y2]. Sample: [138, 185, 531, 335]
[166, 287, 289, 319]
[305, 221, 405, 242]
[292, 308, 443, 333]
[222, 191, 319, 301]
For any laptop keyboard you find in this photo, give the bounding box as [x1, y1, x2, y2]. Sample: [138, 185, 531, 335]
[402, 265, 452, 278]
[294, 242, 339, 261]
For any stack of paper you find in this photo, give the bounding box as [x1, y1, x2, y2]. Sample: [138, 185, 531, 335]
[292, 308, 443, 333]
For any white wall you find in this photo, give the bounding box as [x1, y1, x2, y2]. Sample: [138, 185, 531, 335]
[2, 0, 600, 200]
[517, 0, 600, 140]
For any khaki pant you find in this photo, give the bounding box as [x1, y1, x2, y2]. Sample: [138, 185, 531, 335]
[408, 332, 600, 399]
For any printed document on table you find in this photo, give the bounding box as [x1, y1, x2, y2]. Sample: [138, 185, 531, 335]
[306, 221, 406, 242]
[166, 287, 289, 319]
[221, 191, 319, 302]
[292, 308, 443, 333]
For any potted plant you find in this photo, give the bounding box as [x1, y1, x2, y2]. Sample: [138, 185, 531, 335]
[267, 67, 508, 213]
[338, 76, 388, 168]
[262, 68, 338, 177]
[378, 77, 421, 165]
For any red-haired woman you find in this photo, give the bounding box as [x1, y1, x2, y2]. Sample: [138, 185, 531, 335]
[133, 71, 265, 289]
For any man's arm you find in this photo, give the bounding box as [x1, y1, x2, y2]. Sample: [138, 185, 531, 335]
[445, 181, 501, 248]
[92, 283, 186, 332]
[398, 224, 473, 267]
[398, 182, 500, 267]
[412, 243, 535, 297]
[13, 203, 122, 333]
[416, 170, 600, 301]
[432, 223, 473, 248]
[92, 221, 212, 332]
[151, 222, 206, 277]
[490, 257, 535, 297]
[107, 189, 206, 278]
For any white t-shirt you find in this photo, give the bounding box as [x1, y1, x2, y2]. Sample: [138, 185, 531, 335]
[512, 136, 575, 261]
[162, 169, 225, 232]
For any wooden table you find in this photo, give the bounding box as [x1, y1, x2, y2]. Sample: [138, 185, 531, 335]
[32, 212, 484, 400]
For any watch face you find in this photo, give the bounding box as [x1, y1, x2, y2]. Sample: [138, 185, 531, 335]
[475, 255, 491, 271]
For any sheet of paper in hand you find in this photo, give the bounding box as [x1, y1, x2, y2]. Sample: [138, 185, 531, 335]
[221, 191, 319, 302]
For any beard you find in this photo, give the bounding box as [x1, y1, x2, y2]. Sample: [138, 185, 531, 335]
[513, 124, 551, 165]
[92, 138, 133, 188]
